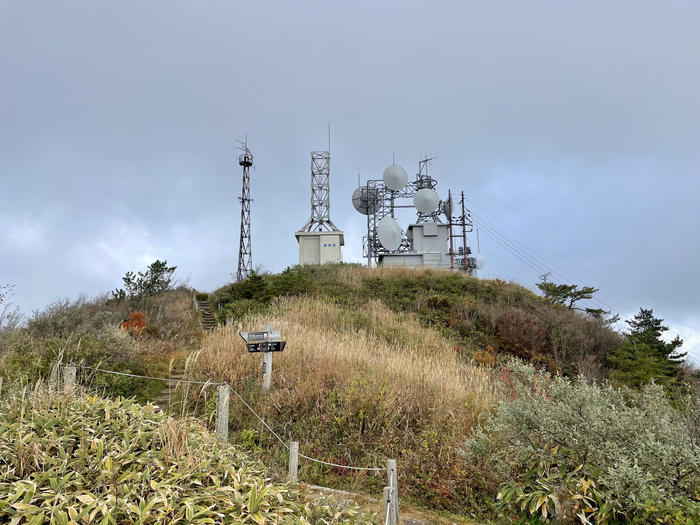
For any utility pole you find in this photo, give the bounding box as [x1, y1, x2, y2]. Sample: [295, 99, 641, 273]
[460, 191, 468, 272]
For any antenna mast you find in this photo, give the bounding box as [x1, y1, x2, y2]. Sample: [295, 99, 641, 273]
[448, 189, 455, 269]
[300, 131, 338, 232]
[295, 126, 345, 266]
[236, 140, 254, 281]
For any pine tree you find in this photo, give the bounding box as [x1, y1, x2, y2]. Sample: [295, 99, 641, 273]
[608, 308, 685, 390]
[109, 260, 177, 303]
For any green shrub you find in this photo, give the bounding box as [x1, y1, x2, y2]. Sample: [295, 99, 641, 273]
[0, 387, 375, 524]
[0, 325, 161, 401]
[462, 360, 700, 523]
[27, 296, 124, 339]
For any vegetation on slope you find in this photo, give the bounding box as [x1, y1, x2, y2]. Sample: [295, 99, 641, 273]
[2, 262, 697, 523]
[0, 261, 201, 402]
[211, 264, 695, 391]
[210, 264, 622, 383]
[464, 360, 700, 523]
[192, 295, 500, 512]
[199, 264, 698, 520]
[0, 384, 374, 524]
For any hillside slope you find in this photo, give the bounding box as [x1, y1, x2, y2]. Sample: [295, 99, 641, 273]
[209, 264, 621, 379]
[192, 294, 500, 511]
[193, 264, 624, 512]
[2, 264, 697, 522]
[192, 264, 698, 521]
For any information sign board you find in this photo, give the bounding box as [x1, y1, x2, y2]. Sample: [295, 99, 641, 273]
[240, 331, 285, 353]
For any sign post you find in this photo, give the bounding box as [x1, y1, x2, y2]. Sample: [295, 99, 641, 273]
[240, 324, 285, 393]
[262, 324, 273, 391]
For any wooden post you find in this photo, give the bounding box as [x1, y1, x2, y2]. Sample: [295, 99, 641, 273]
[383, 486, 396, 525]
[0, 376, 3, 397]
[63, 365, 77, 390]
[215, 384, 230, 442]
[288, 441, 299, 482]
[49, 363, 60, 389]
[262, 352, 272, 391]
[262, 323, 273, 392]
[387, 459, 398, 523]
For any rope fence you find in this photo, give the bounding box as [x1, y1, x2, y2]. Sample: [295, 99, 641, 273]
[298, 453, 385, 472]
[68, 363, 386, 471]
[48, 363, 398, 521]
[72, 364, 215, 386]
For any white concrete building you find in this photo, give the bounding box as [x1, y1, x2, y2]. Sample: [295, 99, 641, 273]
[379, 222, 451, 269]
[295, 230, 344, 265]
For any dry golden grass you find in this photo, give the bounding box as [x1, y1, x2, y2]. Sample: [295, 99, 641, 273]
[337, 264, 457, 288]
[187, 293, 503, 509]
[193, 296, 499, 418]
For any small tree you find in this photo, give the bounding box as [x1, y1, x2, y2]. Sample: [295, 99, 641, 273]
[536, 274, 618, 323]
[110, 260, 177, 302]
[0, 283, 22, 334]
[608, 308, 686, 390]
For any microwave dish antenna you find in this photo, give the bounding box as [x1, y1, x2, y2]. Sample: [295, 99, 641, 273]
[442, 194, 453, 219]
[413, 188, 440, 214]
[352, 186, 380, 215]
[382, 164, 408, 191]
[377, 216, 402, 251]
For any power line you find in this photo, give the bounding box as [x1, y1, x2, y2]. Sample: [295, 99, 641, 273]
[468, 201, 700, 367]
[471, 214, 620, 316]
[468, 200, 655, 308]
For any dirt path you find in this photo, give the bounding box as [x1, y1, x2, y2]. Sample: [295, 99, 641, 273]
[299, 484, 477, 525]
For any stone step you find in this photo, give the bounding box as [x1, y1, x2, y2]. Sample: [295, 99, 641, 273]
[196, 296, 218, 331]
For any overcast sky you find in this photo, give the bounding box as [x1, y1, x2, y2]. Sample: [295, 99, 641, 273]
[1, 1, 699, 364]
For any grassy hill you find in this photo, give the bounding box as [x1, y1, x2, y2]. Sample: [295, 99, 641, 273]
[208, 264, 622, 380]
[1, 263, 698, 523]
[193, 264, 699, 521]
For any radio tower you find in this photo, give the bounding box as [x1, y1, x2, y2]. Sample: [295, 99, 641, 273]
[236, 141, 253, 281]
[295, 124, 345, 265]
[300, 125, 338, 232]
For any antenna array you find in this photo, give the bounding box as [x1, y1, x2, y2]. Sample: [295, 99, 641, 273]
[354, 155, 481, 274]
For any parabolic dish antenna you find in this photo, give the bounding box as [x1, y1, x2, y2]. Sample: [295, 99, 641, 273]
[352, 187, 379, 215]
[475, 254, 485, 270]
[377, 216, 402, 251]
[382, 164, 408, 191]
[413, 188, 440, 214]
[442, 195, 453, 219]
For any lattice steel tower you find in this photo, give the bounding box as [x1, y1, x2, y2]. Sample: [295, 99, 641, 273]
[295, 128, 344, 266]
[236, 142, 253, 281]
[300, 150, 339, 232]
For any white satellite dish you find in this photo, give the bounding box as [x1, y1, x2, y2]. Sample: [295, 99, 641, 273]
[475, 254, 485, 270]
[382, 164, 408, 191]
[413, 188, 440, 214]
[352, 187, 379, 215]
[377, 216, 402, 251]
